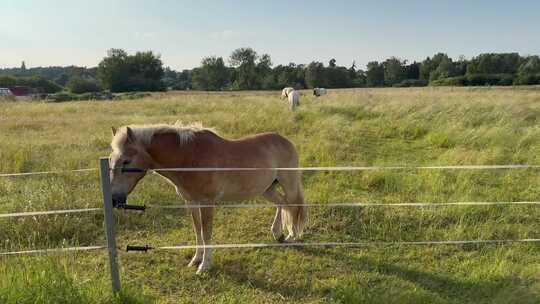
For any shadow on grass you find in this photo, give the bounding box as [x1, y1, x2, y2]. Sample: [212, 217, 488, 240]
[217, 245, 537, 303]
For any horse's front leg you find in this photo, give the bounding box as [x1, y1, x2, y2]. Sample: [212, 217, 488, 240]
[188, 207, 203, 267]
[197, 206, 214, 274]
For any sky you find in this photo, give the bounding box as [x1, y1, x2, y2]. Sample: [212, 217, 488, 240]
[1, 0, 539, 70]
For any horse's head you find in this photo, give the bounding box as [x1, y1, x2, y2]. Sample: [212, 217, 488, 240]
[109, 126, 152, 207]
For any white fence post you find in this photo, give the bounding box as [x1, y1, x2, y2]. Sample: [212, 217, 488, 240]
[99, 157, 121, 292]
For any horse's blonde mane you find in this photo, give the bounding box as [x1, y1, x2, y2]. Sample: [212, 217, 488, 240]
[111, 122, 214, 150]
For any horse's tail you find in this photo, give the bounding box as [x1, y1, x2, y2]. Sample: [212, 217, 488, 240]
[282, 186, 307, 239]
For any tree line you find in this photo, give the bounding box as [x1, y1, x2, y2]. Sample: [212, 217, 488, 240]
[1, 48, 540, 93]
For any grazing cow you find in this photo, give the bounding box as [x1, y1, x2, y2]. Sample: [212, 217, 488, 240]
[281, 87, 294, 99]
[313, 88, 327, 97]
[288, 90, 300, 111]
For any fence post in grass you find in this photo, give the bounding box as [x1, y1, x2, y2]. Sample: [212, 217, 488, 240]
[99, 157, 121, 293]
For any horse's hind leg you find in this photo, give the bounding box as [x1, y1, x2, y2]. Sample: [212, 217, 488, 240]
[188, 207, 203, 267]
[197, 206, 214, 274]
[263, 182, 286, 242]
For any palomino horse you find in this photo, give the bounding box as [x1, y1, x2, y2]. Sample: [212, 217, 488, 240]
[109, 123, 307, 274]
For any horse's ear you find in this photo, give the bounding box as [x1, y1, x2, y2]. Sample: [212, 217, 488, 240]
[125, 127, 136, 144]
[111, 127, 117, 136]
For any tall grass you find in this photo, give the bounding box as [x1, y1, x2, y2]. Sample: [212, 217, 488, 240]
[0, 87, 539, 303]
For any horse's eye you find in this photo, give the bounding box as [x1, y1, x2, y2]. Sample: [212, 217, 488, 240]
[122, 160, 131, 166]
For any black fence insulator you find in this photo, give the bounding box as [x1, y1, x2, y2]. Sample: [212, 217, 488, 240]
[115, 204, 146, 211]
[121, 168, 146, 173]
[126, 245, 153, 252]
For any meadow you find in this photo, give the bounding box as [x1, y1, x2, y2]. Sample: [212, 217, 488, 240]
[0, 87, 539, 303]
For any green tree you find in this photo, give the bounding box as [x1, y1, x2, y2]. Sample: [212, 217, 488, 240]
[383, 57, 406, 86]
[329, 58, 337, 68]
[515, 56, 540, 85]
[97, 49, 164, 92]
[429, 56, 455, 82]
[230, 47, 258, 90]
[420, 53, 450, 81]
[366, 61, 384, 87]
[305, 61, 327, 88]
[257, 54, 274, 89]
[467, 53, 520, 75]
[66, 77, 101, 93]
[192, 56, 230, 90]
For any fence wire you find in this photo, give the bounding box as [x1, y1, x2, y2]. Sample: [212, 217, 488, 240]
[152, 238, 540, 250]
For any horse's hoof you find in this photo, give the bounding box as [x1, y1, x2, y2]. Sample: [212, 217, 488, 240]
[196, 264, 211, 275]
[188, 258, 201, 267]
[284, 234, 301, 243]
[274, 234, 285, 243]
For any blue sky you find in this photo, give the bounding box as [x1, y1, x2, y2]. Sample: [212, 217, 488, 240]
[1, 0, 539, 70]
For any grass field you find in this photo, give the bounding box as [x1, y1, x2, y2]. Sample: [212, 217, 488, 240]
[1, 87, 539, 303]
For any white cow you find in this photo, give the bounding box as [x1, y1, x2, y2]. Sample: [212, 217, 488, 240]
[313, 88, 327, 97]
[281, 87, 294, 99]
[287, 90, 300, 111]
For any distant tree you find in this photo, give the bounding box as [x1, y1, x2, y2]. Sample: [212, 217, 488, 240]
[351, 69, 367, 87]
[454, 55, 468, 76]
[257, 54, 274, 89]
[329, 58, 337, 68]
[327, 66, 352, 88]
[429, 56, 455, 82]
[21, 61, 26, 71]
[420, 53, 450, 82]
[66, 76, 101, 93]
[305, 61, 327, 88]
[366, 61, 385, 87]
[348, 61, 357, 80]
[192, 56, 230, 90]
[162, 67, 178, 89]
[404, 61, 420, 80]
[0, 75, 62, 93]
[383, 57, 406, 86]
[162, 67, 194, 90]
[230, 47, 259, 89]
[515, 56, 540, 85]
[467, 53, 520, 75]
[54, 74, 70, 87]
[176, 69, 193, 90]
[97, 49, 129, 92]
[125, 51, 165, 91]
[97, 49, 164, 92]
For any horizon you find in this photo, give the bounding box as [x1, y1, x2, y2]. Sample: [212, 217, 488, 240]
[2, 0, 540, 70]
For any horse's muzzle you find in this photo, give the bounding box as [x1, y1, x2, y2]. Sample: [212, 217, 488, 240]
[111, 194, 127, 207]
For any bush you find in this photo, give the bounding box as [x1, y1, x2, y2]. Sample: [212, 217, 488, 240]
[514, 74, 540, 85]
[432, 74, 515, 86]
[46, 92, 77, 102]
[430, 76, 466, 86]
[465, 73, 515, 86]
[114, 92, 151, 100]
[0, 76, 62, 93]
[66, 77, 101, 93]
[393, 79, 428, 87]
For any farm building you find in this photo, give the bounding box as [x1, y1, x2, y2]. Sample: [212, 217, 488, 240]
[0, 88, 13, 96]
[9, 86, 31, 97]
[0, 86, 42, 100]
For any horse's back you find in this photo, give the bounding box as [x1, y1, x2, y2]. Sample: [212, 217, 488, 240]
[230, 132, 298, 166]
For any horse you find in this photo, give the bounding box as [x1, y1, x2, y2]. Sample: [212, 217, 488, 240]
[313, 88, 327, 97]
[281, 87, 294, 99]
[108, 123, 307, 274]
[286, 90, 300, 111]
